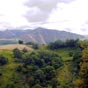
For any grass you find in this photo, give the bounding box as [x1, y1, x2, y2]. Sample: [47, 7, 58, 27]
[57, 62, 73, 87]
[56, 47, 80, 61]
[0, 50, 22, 88]
[0, 44, 33, 51]
[56, 47, 81, 87]
[0, 50, 13, 62]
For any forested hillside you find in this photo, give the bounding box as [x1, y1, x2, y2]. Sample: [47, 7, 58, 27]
[0, 39, 88, 88]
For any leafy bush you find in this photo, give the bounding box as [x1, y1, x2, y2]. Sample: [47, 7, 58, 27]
[13, 48, 22, 59]
[0, 55, 8, 65]
[17, 50, 63, 88]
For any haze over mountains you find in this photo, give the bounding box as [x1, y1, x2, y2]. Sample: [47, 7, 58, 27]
[0, 27, 84, 44]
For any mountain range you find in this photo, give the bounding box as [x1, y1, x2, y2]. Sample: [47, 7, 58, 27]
[0, 27, 84, 44]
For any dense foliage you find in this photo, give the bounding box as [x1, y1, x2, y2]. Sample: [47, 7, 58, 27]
[13, 48, 23, 59]
[48, 39, 79, 50]
[78, 41, 88, 87]
[16, 50, 63, 88]
[0, 55, 8, 65]
[0, 39, 88, 88]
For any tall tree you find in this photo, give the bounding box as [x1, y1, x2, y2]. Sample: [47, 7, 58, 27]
[78, 41, 88, 87]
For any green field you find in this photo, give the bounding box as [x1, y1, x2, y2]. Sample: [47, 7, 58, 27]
[55, 48, 80, 61]
[0, 50, 17, 88]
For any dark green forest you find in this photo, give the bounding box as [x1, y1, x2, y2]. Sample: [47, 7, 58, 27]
[0, 39, 88, 88]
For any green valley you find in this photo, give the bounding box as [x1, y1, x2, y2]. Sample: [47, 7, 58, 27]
[0, 39, 87, 88]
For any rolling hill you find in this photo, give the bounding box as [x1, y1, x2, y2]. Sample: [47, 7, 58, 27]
[0, 27, 84, 44]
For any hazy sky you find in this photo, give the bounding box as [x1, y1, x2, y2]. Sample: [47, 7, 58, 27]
[0, 0, 88, 35]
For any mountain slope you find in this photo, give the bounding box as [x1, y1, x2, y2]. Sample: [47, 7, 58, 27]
[0, 27, 84, 44]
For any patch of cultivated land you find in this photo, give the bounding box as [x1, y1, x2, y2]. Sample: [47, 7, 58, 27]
[0, 44, 33, 51]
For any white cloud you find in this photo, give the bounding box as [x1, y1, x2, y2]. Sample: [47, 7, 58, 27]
[0, 0, 88, 35]
[0, 0, 29, 29]
[42, 0, 88, 35]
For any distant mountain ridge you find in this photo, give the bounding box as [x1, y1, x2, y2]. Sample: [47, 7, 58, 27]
[0, 27, 84, 44]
